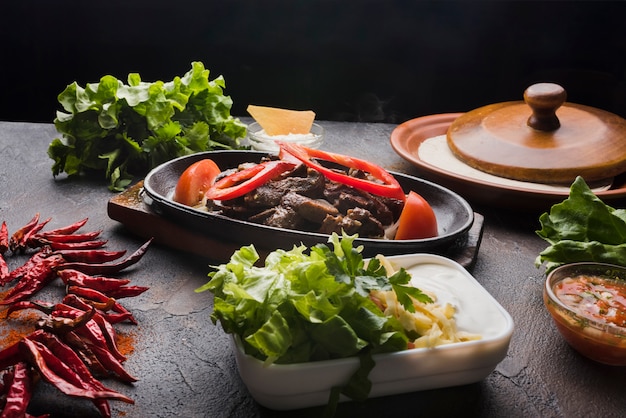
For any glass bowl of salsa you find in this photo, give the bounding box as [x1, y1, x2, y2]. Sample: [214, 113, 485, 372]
[544, 262, 626, 366]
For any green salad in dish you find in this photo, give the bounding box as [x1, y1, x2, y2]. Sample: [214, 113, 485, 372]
[536, 176, 626, 273]
[48, 61, 247, 191]
[196, 233, 445, 410]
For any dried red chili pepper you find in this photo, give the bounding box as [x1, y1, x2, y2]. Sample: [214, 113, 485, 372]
[0, 340, 21, 370]
[20, 336, 133, 404]
[62, 330, 109, 377]
[90, 313, 126, 362]
[103, 285, 149, 299]
[30, 331, 124, 388]
[0, 220, 9, 254]
[74, 295, 117, 312]
[0, 362, 33, 418]
[1, 254, 65, 305]
[5, 300, 55, 317]
[59, 269, 131, 290]
[27, 302, 131, 374]
[1, 366, 10, 392]
[3, 247, 52, 284]
[59, 238, 153, 275]
[9, 213, 40, 253]
[33, 230, 102, 244]
[82, 341, 138, 383]
[18, 337, 93, 399]
[54, 249, 127, 264]
[46, 240, 108, 251]
[67, 286, 137, 325]
[28, 332, 123, 418]
[50, 304, 127, 362]
[60, 270, 149, 299]
[0, 253, 8, 284]
[38, 305, 96, 335]
[33, 217, 88, 238]
[62, 294, 135, 325]
[21, 217, 52, 250]
[0, 221, 9, 283]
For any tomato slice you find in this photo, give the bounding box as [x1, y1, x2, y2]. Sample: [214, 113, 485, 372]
[173, 159, 221, 206]
[205, 160, 297, 201]
[394, 191, 438, 240]
[277, 141, 406, 201]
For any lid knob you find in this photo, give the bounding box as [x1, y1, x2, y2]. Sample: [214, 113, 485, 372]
[524, 83, 567, 132]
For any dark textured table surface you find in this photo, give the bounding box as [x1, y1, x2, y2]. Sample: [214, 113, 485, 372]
[1, 120, 625, 417]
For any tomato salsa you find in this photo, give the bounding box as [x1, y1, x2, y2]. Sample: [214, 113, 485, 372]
[554, 275, 626, 328]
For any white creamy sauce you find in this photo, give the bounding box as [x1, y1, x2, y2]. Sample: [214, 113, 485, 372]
[248, 129, 322, 152]
[406, 262, 508, 337]
[418, 135, 612, 193]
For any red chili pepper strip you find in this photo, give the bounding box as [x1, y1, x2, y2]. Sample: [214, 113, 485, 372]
[59, 269, 131, 288]
[0, 221, 9, 254]
[278, 141, 407, 201]
[0, 362, 33, 418]
[35, 218, 88, 237]
[1, 254, 64, 305]
[47, 240, 108, 251]
[9, 213, 40, 252]
[54, 249, 127, 264]
[205, 160, 297, 201]
[59, 238, 153, 275]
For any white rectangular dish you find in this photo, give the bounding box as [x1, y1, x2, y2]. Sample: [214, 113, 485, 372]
[232, 253, 514, 410]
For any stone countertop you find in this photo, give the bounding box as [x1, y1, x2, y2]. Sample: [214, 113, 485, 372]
[1, 120, 625, 417]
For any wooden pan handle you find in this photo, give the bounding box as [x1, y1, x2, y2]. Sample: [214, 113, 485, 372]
[524, 83, 567, 131]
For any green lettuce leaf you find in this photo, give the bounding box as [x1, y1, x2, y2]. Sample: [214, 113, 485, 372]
[536, 176, 626, 272]
[49, 61, 247, 191]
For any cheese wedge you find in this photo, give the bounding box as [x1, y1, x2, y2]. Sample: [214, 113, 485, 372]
[247, 105, 315, 136]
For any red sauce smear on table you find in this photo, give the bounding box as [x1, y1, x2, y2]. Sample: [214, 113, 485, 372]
[555, 275, 626, 327]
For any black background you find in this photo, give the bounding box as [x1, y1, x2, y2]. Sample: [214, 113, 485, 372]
[2, 0, 625, 123]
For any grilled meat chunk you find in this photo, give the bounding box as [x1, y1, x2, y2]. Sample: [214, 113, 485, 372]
[243, 169, 325, 208]
[208, 162, 401, 238]
[281, 192, 339, 223]
[318, 207, 385, 237]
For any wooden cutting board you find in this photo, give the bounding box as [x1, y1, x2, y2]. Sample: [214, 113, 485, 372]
[107, 181, 485, 269]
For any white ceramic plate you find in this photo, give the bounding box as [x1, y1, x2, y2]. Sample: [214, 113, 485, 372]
[232, 253, 514, 410]
[390, 113, 626, 211]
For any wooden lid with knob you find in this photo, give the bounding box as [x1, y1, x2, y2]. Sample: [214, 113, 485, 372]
[446, 83, 626, 184]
